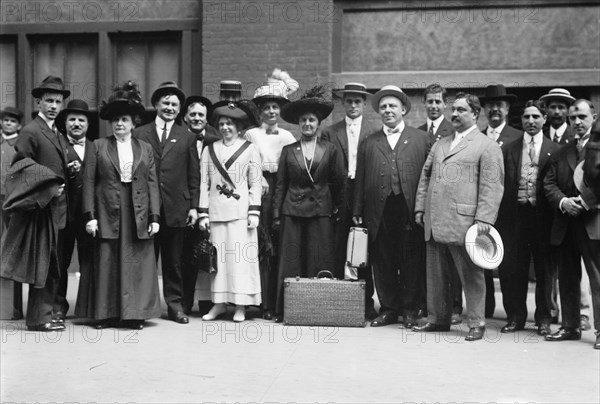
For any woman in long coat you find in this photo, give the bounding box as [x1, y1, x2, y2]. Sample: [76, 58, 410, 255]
[75, 81, 161, 329]
[272, 87, 344, 321]
[198, 101, 263, 322]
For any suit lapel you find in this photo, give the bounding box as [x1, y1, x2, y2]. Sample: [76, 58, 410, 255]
[566, 144, 577, 171]
[132, 138, 142, 174]
[292, 142, 310, 180]
[335, 123, 349, 166]
[538, 137, 553, 170]
[162, 125, 180, 157]
[373, 130, 390, 157]
[311, 139, 325, 178]
[395, 128, 412, 156]
[143, 125, 162, 156]
[36, 117, 66, 161]
[106, 137, 121, 175]
[445, 129, 478, 160]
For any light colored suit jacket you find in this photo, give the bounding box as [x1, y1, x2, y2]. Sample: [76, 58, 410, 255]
[199, 140, 262, 222]
[415, 128, 505, 245]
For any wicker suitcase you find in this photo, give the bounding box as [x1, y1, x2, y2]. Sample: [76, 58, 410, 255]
[283, 271, 366, 327]
[346, 227, 368, 268]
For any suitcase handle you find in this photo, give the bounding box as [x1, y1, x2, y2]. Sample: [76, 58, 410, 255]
[316, 270, 335, 280]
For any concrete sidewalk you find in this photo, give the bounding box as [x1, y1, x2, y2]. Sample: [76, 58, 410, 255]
[1, 275, 598, 403]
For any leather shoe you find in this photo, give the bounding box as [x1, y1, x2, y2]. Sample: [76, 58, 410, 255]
[27, 322, 65, 332]
[262, 310, 274, 320]
[365, 307, 379, 321]
[52, 312, 65, 324]
[545, 327, 581, 341]
[537, 323, 551, 336]
[451, 313, 462, 325]
[580, 315, 591, 331]
[412, 322, 450, 332]
[95, 318, 120, 329]
[370, 312, 398, 327]
[169, 311, 189, 324]
[501, 321, 524, 333]
[465, 326, 485, 341]
[594, 334, 600, 350]
[402, 314, 417, 329]
[123, 320, 144, 330]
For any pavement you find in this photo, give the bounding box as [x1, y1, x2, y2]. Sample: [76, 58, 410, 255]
[1, 275, 599, 404]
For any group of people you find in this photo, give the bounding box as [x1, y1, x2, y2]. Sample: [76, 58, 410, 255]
[1, 72, 599, 349]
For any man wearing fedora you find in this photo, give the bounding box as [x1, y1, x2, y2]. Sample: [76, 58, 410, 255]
[352, 85, 429, 328]
[321, 82, 379, 318]
[1, 106, 24, 319]
[417, 83, 463, 324]
[134, 81, 200, 324]
[496, 100, 559, 336]
[544, 99, 600, 349]
[180, 95, 220, 316]
[54, 99, 95, 320]
[479, 84, 520, 318]
[10, 75, 71, 331]
[414, 92, 504, 341]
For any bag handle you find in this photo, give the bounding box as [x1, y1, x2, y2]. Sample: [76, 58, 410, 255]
[316, 270, 335, 279]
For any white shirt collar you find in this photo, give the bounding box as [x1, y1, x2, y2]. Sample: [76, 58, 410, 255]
[2, 133, 18, 141]
[455, 124, 477, 138]
[155, 116, 175, 131]
[37, 111, 54, 129]
[426, 115, 445, 131]
[345, 115, 363, 126]
[524, 131, 543, 143]
[488, 121, 506, 135]
[383, 121, 405, 135]
[260, 122, 279, 131]
[551, 122, 568, 138]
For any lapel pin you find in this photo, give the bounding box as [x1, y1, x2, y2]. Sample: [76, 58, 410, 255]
[171, 139, 176, 142]
[404, 140, 408, 144]
[296, 147, 300, 150]
[547, 152, 551, 156]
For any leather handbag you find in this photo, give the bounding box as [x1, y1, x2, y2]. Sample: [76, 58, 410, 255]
[190, 225, 218, 274]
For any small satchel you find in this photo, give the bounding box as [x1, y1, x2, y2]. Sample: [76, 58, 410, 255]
[189, 225, 218, 274]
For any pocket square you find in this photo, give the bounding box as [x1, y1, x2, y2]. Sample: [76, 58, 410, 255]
[170, 139, 177, 142]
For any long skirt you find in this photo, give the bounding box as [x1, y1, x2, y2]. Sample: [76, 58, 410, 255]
[210, 219, 261, 305]
[75, 182, 161, 321]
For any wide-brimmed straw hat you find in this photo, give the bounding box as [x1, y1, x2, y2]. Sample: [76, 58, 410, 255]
[99, 81, 146, 121]
[280, 85, 333, 124]
[334, 82, 371, 99]
[32, 75, 71, 99]
[539, 88, 576, 106]
[371, 85, 411, 114]
[464, 224, 504, 270]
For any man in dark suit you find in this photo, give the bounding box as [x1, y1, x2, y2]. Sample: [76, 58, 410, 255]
[496, 100, 560, 336]
[53, 99, 94, 321]
[543, 99, 600, 349]
[11, 76, 70, 331]
[540, 88, 576, 146]
[479, 84, 521, 318]
[417, 83, 463, 324]
[414, 92, 504, 341]
[321, 82, 378, 318]
[134, 82, 200, 324]
[180, 95, 219, 316]
[352, 85, 429, 328]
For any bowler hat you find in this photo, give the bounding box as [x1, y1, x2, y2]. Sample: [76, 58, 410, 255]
[539, 88, 575, 106]
[151, 81, 186, 107]
[464, 224, 504, 270]
[371, 85, 411, 114]
[32, 75, 71, 99]
[183, 96, 213, 113]
[0, 107, 24, 123]
[334, 82, 371, 99]
[56, 99, 94, 134]
[479, 84, 517, 105]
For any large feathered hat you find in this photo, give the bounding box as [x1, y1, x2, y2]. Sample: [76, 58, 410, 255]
[280, 85, 333, 124]
[252, 68, 299, 108]
[99, 81, 146, 121]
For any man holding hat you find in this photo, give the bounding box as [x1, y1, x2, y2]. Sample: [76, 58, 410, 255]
[414, 92, 504, 341]
[1, 106, 24, 319]
[9, 75, 71, 331]
[134, 81, 200, 324]
[321, 82, 378, 318]
[543, 99, 600, 348]
[352, 85, 429, 328]
[541, 88, 576, 145]
[496, 100, 559, 336]
[53, 99, 95, 321]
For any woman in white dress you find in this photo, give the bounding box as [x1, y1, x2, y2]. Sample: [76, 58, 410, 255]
[198, 101, 263, 322]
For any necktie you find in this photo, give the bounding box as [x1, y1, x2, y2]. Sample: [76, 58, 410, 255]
[266, 128, 279, 135]
[428, 124, 435, 136]
[161, 123, 167, 144]
[528, 137, 536, 162]
[551, 129, 559, 143]
[490, 129, 498, 142]
[576, 134, 589, 159]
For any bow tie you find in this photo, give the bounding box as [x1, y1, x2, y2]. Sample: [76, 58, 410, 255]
[266, 128, 279, 135]
[69, 137, 85, 146]
[196, 133, 205, 142]
[386, 127, 400, 135]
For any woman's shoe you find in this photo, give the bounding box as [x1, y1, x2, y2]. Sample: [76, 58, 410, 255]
[233, 305, 246, 322]
[202, 303, 226, 321]
[123, 320, 144, 330]
[262, 309, 274, 320]
[94, 318, 119, 329]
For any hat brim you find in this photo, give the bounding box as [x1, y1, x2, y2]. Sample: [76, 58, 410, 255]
[251, 95, 290, 107]
[333, 89, 372, 98]
[574, 160, 599, 206]
[0, 110, 23, 122]
[465, 225, 504, 270]
[56, 107, 94, 124]
[32, 88, 71, 99]
[480, 95, 517, 105]
[539, 94, 575, 105]
[371, 90, 411, 114]
[151, 87, 186, 107]
[184, 96, 213, 111]
[280, 98, 333, 124]
[99, 100, 146, 121]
